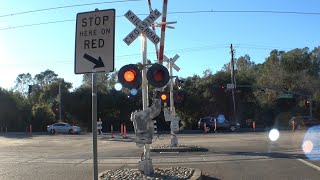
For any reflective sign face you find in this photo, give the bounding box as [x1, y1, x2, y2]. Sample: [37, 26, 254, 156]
[75, 9, 115, 74]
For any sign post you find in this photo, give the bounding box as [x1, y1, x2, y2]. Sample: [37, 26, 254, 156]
[123, 9, 161, 175]
[92, 72, 98, 180]
[164, 54, 180, 146]
[75, 9, 115, 180]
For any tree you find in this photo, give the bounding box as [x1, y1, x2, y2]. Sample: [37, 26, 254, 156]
[82, 71, 118, 92]
[14, 73, 33, 96]
[0, 88, 31, 131]
[32, 103, 55, 131]
[34, 69, 58, 89]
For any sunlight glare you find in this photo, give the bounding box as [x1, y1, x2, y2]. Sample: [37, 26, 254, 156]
[114, 83, 122, 91]
[269, 129, 280, 141]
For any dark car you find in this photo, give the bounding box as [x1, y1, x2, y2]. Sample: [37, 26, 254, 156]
[289, 116, 320, 129]
[198, 115, 240, 132]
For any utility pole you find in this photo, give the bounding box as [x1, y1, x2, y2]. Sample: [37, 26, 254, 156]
[141, 34, 153, 175]
[309, 97, 313, 120]
[230, 44, 236, 122]
[169, 58, 177, 146]
[59, 83, 62, 121]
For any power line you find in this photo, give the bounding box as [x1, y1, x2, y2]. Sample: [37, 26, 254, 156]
[168, 10, 320, 16]
[0, 20, 75, 30]
[2, 44, 295, 69]
[0, 0, 142, 18]
[1, 9, 320, 31]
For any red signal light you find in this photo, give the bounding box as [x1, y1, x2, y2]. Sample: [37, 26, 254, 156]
[147, 64, 170, 88]
[153, 70, 164, 82]
[161, 93, 168, 101]
[174, 90, 184, 103]
[124, 70, 135, 82]
[118, 64, 141, 89]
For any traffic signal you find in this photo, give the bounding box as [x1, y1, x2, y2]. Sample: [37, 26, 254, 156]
[174, 77, 185, 89]
[147, 64, 170, 88]
[174, 90, 184, 103]
[161, 92, 168, 101]
[305, 100, 310, 106]
[118, 64, 142, 89]
[160, 91, 170, 107]
[28, 85, 32, 95]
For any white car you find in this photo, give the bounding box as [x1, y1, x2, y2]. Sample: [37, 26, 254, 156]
[47, 122, 81, 134]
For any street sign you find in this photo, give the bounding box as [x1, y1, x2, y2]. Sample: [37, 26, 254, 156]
[277, 93, 293, 99]
[227, 83, 235, 89]
[75, 9, 115, 74]
[123, 9, 161, 46]
[164, 54, 180, 72]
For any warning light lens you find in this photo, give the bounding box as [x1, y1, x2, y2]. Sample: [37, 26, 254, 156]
[153, 71, 164, 82]
[124, 70, 135, 82]
[161, 94, 167, 101]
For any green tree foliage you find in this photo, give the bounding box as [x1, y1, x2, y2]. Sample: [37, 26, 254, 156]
[14, 73, 33, 96]
[3, 46, 320, 132]
[0, 88, 31, 131]
[32, 103, 55, 131]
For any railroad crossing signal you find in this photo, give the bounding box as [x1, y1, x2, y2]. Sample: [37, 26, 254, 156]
[118, 64, 142, 89]
[164, 54, 180, 72]
[118, 63, 170, 89]
[123, 9, 162, 46]
[147, 64, 170, 88]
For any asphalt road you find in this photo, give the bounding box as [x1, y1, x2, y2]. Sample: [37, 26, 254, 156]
[0, 130, 320, 180]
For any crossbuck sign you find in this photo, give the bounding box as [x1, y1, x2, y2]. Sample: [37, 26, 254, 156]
[123, 9, 162, 46]
[164, 54, 180, 72]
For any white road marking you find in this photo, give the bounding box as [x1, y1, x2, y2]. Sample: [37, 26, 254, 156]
[297, 158, 320, 172]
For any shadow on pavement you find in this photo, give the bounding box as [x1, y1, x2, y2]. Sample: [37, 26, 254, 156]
[216, 151, 307, 160]
[100, 136, 134, 142]
[202, 175, 221, 180]
[0, 133, 41, 139]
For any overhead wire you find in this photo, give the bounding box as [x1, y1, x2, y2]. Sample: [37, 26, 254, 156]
[2, 43, 291, 69]
[0, 0, 143, 18]
[1, 9, 320, 31]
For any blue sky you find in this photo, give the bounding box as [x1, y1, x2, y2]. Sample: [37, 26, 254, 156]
[0, 0, 319, 90]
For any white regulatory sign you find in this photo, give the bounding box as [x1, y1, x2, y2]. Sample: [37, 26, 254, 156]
[123, 9, 161, 46]
[75, 9, 115, 74]
[227, 84, 235, 89]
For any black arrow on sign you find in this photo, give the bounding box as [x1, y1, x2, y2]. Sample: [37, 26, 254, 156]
[83, 53, 105, 69]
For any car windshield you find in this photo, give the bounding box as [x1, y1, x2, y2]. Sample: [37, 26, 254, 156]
[1, 1, 320, 180]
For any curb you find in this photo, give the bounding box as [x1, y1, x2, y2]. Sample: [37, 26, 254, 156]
[191, 168, 202, 180]
[98, 168, 202, 180]
[150, 147, 208, 152]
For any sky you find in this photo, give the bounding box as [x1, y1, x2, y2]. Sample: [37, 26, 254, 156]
[0, 0, 320, 90]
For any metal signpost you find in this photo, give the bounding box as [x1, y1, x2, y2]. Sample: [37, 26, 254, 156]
[75, 9, 115, 180]
[164, 54, 180, 146]
[123, 9, 161, 175]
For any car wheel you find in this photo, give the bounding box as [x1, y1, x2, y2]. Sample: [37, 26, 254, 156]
[230, 125, 236, 132]
[50, 129, 55, 134]
[69, 129, 73, 134]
